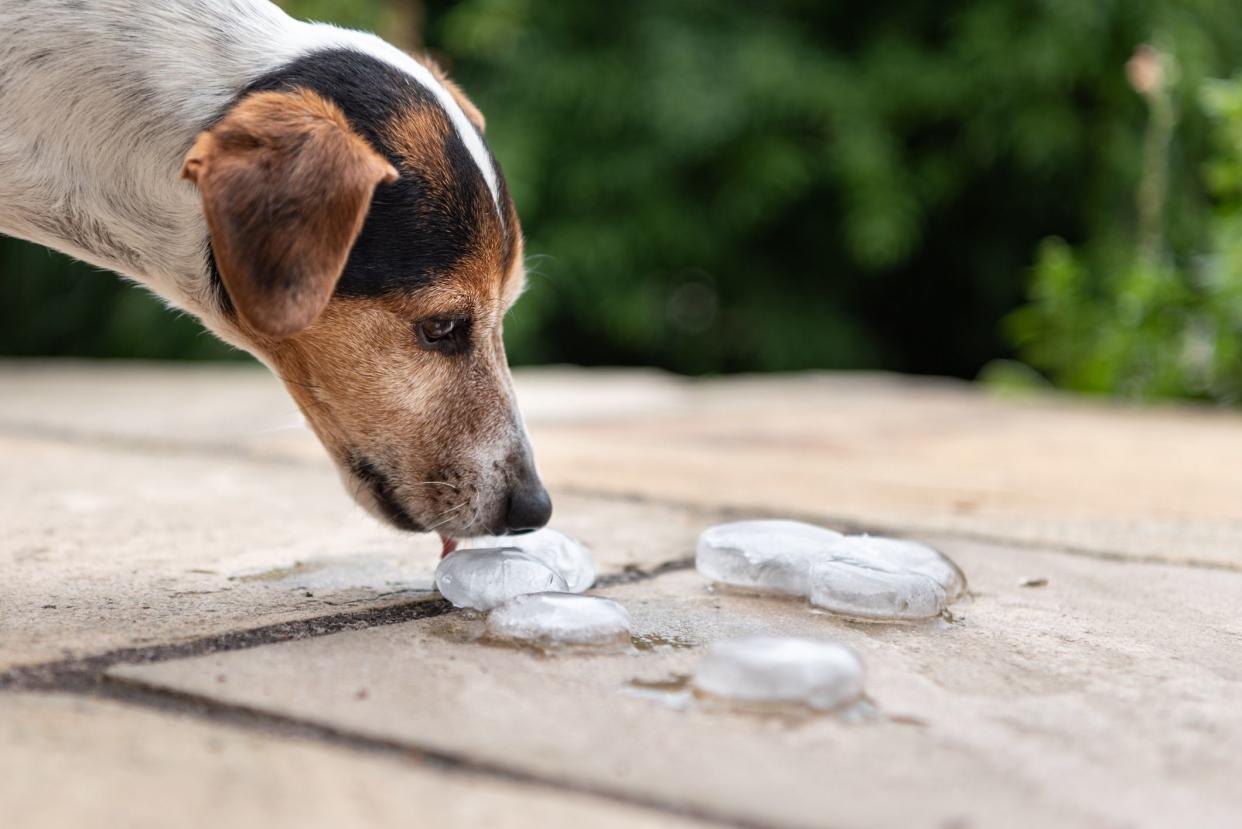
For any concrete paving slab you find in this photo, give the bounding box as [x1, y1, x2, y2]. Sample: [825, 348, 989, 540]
[8, 362, 1241, 827]
[0, 432, 715, 670]
[2, 692, 701, 829]
[0, 359, 315, 461]
[0, 360, 691, 461]
[0, 432, 434, 669]
[528, 374, 1242, 568]
[110, 537, 1242, 829]
[5, 362, 1241, 566]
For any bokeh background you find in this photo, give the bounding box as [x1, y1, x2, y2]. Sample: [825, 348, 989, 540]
[3, 0, 1242, 402]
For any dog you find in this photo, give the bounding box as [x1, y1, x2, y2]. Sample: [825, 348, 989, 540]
[0, 0, 552, 550]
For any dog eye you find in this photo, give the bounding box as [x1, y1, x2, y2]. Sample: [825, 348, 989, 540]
[415, 318, 469, 354]
[420, 318, 456, 341]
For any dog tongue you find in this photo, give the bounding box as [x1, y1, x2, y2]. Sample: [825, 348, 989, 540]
[439, 535, 459, 558]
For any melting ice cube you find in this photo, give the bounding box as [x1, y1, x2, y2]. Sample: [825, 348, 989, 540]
[696, 521, 966, 621]
[809, 536, 965, 621]
[692, 637, 864, 711]
[695, 520, 843, 596]
[486, 592, 632, 648]
[434, 548, 568, 611]
[467, 528, 595, 593]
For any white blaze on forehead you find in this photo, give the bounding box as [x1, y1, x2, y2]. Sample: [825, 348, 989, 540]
[291, 22, 501, 212]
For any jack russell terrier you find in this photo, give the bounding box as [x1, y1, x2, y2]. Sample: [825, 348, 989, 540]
[0, 0, 552, 552]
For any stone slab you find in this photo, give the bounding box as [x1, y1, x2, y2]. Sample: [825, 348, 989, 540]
[0, 359, 317, 462]
[111, 537, 1242, 829]
[0, 360, 690, 461]
[527, 373, 1242, 568]
[1, 692, 700, 829]
[6, 362, 1241, 566]
[0, 431, 715, 670]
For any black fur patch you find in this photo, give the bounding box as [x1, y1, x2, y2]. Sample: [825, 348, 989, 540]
[223, 48, 504, 299]
[205, 243, 232, 316]
[348, 455, 422, 532]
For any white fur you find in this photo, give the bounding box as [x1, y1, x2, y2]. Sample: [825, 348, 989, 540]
[0, 0, 497, 341]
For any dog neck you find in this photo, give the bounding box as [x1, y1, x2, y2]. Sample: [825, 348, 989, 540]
[0, 0, 488, 349]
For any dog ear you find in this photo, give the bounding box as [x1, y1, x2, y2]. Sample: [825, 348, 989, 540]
[181, 89, 398, 340]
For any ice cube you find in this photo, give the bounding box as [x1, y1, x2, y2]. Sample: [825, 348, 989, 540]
[434, 548, 568, 611]
[695, 520, 843, 596]
[486, 593, 632, 648]
[809, 536, 965, 621]
[809, 561, 946, 620]
[692, 637, 864, 711]
[467, 529, 595, 593]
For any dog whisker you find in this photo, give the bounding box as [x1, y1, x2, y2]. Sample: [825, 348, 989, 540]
[425, 503, 467, 532]
[404, 480, 459, 491]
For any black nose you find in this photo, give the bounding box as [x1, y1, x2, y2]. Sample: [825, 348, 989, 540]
[502, 478, 553, 535]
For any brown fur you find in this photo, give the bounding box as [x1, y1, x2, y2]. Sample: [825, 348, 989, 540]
[269, 286, 521, 534]
[181, 89, 398, 340]
[259, 100, 531, 534]
[189, 80, 537, 536]
[382, 100, 520, 305]
[418, 55, 487, 134]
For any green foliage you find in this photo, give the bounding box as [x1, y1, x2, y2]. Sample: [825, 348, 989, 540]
[1009, 67, 1242, 403]
[427, 0, 1242, 376]
[282, 0, 388, 31]
[0, 246, 239, 360]
[2, 0, 1242, 387]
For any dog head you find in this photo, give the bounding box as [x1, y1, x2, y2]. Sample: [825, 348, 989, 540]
[180, 49, 550, 541]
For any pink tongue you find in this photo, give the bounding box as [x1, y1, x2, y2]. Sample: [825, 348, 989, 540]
[439, 535, 459, 558]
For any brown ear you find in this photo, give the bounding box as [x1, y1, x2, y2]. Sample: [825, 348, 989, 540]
[181, 89, 398, 340]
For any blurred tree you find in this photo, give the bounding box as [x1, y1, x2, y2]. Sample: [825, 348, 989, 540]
[1007, 52, 1242, 404]
[423, 0, 1242, 376]
[1, 0, 1240, 385]
[0, 246, 240, 360]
